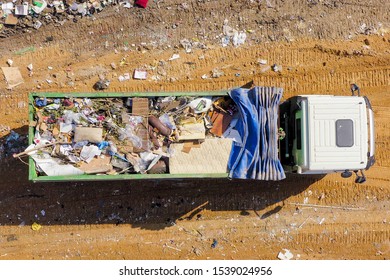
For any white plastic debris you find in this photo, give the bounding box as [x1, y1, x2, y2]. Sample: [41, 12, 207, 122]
[34, 20, 42, 29]
[6, 59, 13, 67]
[133, 69, 147, 80]
[168, 54, 180, 61]
[233, 32, 247, 47]
[258, 59, 267, 65]
[272, 64, 282, 72]
[278, 249, 294, 260]
[188, 97, 213, 113]
[118, 73, 130, 82]
[80, 145, 101, 163]
[1, 2, 14, 14]
[27, 63, 33, 71]
[41, 210, 46, 216]
[31, 0, 47, 14]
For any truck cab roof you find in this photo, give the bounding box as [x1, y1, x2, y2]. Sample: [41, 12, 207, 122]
[281, 94, 372, 174]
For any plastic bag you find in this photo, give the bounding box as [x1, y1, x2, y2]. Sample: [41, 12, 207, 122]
[118, 124, 142, 149]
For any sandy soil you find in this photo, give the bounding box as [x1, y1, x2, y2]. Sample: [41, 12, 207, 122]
[0, 0, 389, 260]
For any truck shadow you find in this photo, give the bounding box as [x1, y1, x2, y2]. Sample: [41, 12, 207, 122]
[0, 127, 324, 230]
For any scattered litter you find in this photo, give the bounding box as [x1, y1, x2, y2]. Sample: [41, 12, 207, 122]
[258, 59, 267, 65]
[5, 14, 18, 25]
[15, 3, 29, 16]
[6, 59, 13, 67]
[41, 210, 46, 216]
[180, 39, 192, 53]
[32, 0, 48, 14]
[222, 19, 247, 47]
[260, 65, 271, 73]
[212, 68, 224, 78]
[169, 54, 180, 61]
[211, 239, 218, 248]
[232, 32, 247, 47]
[31, 222, 42, 231]
[93, 79, 110, 90]
[34, 21, 43, 29]
[277, 249, 293, 260]
[27, 64, 33, 72]
[133, 69, 147, 80]
[272, 64, 282, 72]
[1, 67, 24, 89]
[135, 0, 149, 8]
[201, 74, 209, 79]
[118, 73, 131, 82]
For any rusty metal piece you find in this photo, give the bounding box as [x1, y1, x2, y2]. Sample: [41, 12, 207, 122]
[147, 159, 168, 174]
[148, 115, 172, 137]
[148, 126, 161, 149]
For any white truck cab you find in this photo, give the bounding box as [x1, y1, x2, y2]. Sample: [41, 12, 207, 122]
[280, 88, 375, 183]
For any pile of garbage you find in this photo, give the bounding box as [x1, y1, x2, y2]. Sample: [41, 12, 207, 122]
[22, 94, 240, 177]
[0, 130, 27, 160]
[0, 0, 148, 37]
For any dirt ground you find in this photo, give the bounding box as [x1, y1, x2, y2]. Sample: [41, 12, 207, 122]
[0, 0, 390, 260]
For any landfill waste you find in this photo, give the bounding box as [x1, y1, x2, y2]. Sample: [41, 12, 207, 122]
[0, 130, 27, 160]
[20, 93, 243, 178]
[93, 78, 110, 90]
[0, 0, 149, 38]
[221, 19, 247, 47]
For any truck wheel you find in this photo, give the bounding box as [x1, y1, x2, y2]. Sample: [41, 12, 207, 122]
[341, 170, 352, 178]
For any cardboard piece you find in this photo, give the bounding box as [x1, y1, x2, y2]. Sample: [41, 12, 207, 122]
[78, 156, 112, 174]
[210, 110, 233, 137]
[169, 138, 233, 174]
[74, 127, 103, 143]
[1, 67, 24, 89]
[131, 98, 149, 151]
[181, 141, 201, 153]
[131, 98, 149, 116]
[177, 122, 205, 141]
[5, 14, 18, 25]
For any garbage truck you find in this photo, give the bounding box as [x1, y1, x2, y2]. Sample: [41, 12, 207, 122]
[21, 86, 375, 183]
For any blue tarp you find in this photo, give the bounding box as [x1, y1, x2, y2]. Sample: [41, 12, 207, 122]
[228, 86, 286, 180]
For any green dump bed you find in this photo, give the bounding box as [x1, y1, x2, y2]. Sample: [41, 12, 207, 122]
[27, 87, 285, 182]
